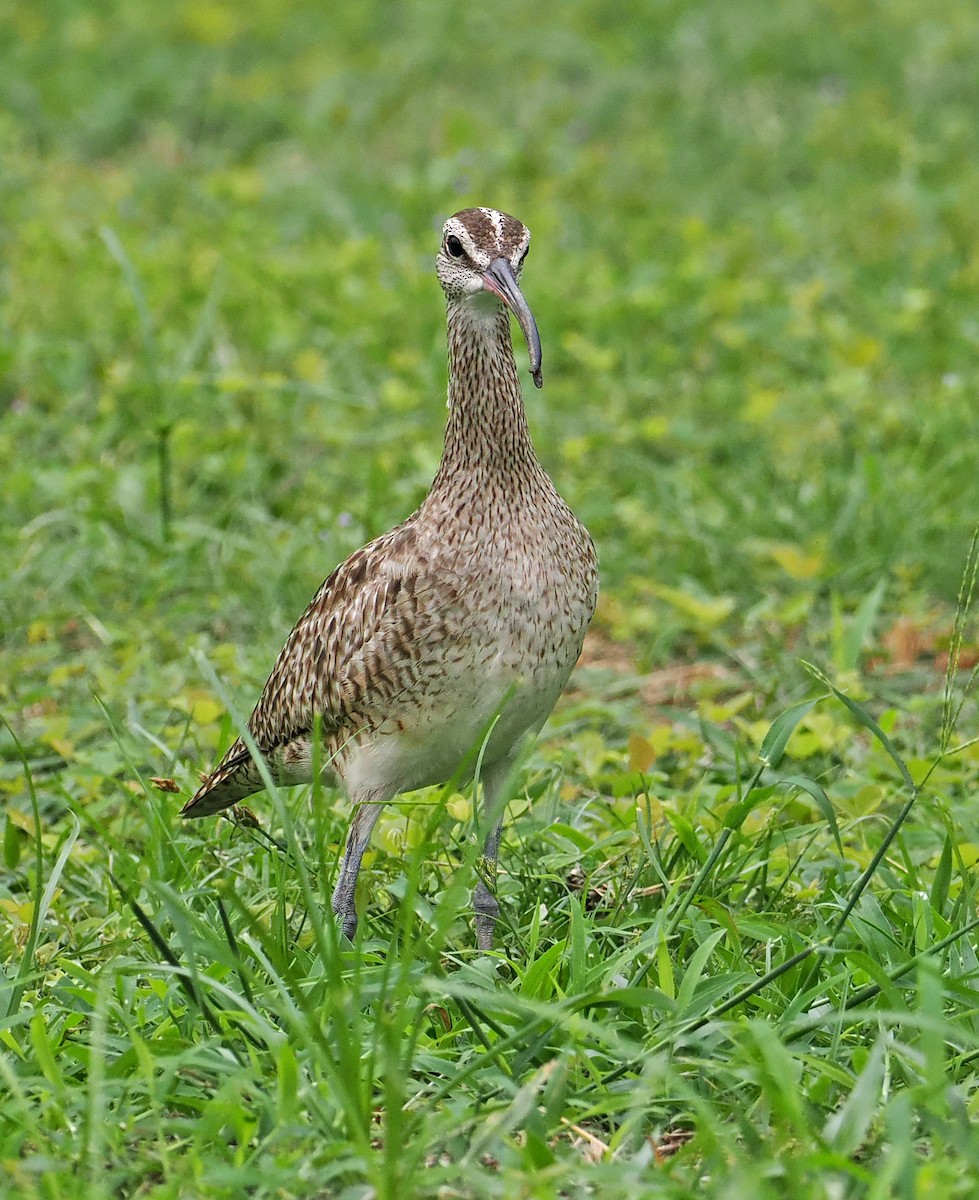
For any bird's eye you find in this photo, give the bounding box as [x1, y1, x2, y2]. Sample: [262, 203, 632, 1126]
[518, 246, 529, 267]
[445, 235, 464, 258]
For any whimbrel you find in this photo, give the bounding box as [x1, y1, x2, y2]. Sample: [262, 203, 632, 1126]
[182, 207, 598, 947]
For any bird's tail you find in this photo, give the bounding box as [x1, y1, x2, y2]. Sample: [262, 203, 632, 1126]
[180, 740, 265, 818]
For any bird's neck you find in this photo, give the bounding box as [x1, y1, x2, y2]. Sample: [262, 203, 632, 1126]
[431, 298, 541, 491]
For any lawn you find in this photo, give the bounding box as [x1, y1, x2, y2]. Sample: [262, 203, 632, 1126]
[4, 0, 979, 1196]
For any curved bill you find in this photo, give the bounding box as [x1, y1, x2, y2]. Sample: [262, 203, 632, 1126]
[482, 257, 543, 388]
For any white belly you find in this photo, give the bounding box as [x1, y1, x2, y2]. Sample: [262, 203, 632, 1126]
[341, 645, 575, 801]
[337, 518, 596, 804]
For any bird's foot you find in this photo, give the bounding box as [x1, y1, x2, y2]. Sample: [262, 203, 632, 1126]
[331, 885, 359, 941]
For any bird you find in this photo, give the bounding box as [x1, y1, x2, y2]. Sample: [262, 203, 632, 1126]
[182, 206, 598, 948]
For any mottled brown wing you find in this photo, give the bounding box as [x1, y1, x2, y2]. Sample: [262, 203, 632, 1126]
[248, 524, 445, 750]
[182, 521, 447, 816]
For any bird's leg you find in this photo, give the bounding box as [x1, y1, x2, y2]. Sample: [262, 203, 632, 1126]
[331, 800, 385, 940]
[472, 755, 518, 950]
[474, 818, 503, 950]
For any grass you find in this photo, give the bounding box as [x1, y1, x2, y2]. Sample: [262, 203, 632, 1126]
[4, 0, 979, 1195]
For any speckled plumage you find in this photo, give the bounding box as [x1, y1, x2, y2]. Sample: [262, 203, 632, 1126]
[183, 207, 598, 945]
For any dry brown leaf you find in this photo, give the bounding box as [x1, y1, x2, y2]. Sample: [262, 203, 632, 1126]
[640, 662, 733, 706]
[576, 630, 737, 707]
[149, 776, 181, 794]
[650, 1126, 694, 1163]
[880, 616, 929, 668]
[560, 1117, 610, 1163]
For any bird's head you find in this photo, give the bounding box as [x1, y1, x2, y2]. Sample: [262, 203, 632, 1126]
[437, 207, 542, 388]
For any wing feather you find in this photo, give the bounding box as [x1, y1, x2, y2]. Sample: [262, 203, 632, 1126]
[182, 520, 446, 816]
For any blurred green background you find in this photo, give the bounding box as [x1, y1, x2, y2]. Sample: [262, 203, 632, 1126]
[5, 0, 979, 682]
[5, 2, 979, 1196]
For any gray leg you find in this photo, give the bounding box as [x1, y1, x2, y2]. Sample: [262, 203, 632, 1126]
[331, 801, 385, 940]
[474, 819, 503, 950]
[473, 755, 518, 950]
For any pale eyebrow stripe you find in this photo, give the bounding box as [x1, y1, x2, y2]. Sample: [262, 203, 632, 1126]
[480, 207, 504, 241]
